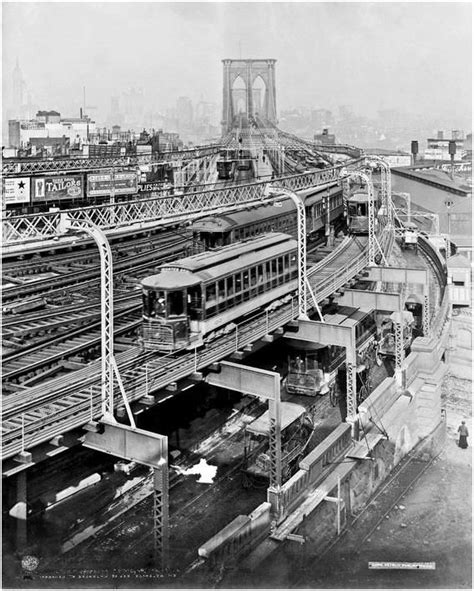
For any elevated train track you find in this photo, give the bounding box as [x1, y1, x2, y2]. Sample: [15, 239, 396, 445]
[2, 144, 223, 177]
[3, 152, 363, 250]
[2, 226, 398, 461]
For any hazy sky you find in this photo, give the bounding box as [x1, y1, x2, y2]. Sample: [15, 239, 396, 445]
[2, 2, 472, 125]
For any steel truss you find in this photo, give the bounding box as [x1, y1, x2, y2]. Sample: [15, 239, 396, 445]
[2, 145, 222, 176]
[3, 166, 345, 246]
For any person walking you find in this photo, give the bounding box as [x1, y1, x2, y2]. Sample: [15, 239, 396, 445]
[457, 421, 469, 449]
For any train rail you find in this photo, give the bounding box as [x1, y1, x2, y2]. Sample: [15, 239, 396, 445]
[2, 308, 141, 387]
[2, 236, 187, 302]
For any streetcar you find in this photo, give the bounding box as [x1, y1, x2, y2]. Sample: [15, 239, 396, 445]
[140, 233, 298, 352]
[377, 311, 414, 358]
[286, 351, 331, 397]
[285, 306, 379, 402]
[190, 185, 344, 249]
[242, 402, 315, 484]
[346, 191, 380, 234]
[400, 221, 419, 252]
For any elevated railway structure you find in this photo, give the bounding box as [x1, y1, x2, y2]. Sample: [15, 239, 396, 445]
[2, 143, 224, 177]
[2, 224, 396, 462]
[2, 163, 360, 250]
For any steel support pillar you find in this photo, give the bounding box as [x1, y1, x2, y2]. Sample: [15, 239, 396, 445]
[84, 421, 168, 569]
[423, 293, 431, 336]
[268, 397, 282, 490]
[15, 471, 27, 549]
[394, 318, 403, 387]
[153, 465, 169, 571]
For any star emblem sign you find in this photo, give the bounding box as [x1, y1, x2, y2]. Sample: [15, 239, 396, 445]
[18, 181, 25, 190]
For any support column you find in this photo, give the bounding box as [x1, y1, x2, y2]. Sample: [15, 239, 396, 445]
[394, 318, 403, 387]
[153, 465, 169, 571]
[268, 397, 282, 491]
[346, 359, 357, 424]
[16, 471, 28, 549]
[222, 60, 232, 134]
[423, 292, 430, 336]
[246, 63, 253, 119]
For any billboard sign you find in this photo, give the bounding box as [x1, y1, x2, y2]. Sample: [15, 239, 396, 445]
[33, 176, 83, 202]
[87, 172, 138, 197]
[138, 181, 165, 193]
[4, 178, 30, 204]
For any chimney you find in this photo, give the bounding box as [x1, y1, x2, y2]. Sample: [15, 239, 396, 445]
[437, 131, 444, 140]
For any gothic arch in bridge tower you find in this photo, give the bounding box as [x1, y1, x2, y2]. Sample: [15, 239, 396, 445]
[222, 59, 277, 133]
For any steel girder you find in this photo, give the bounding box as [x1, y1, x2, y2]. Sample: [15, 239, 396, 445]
[2, 145, 222, 176]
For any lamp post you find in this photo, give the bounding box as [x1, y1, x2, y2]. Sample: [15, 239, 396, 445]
[58, 214, 135, 426]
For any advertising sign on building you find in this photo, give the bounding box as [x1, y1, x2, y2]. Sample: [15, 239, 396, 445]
[4, 178, 31, 204]
[87, 172, 138, 197]
[33, 176, 84, 202]
[138, 181, 165, 193]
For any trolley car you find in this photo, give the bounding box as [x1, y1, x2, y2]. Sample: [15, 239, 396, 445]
[377, 311, 414, 358]
[346, 190, 380, 234]
[141, 233, 298, 352]
[191, 185, 344, 249]
[243, 402, 315, 483]
[400, 221, 419, 252]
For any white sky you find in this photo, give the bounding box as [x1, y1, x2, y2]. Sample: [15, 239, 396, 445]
[2, 1, 472, 124]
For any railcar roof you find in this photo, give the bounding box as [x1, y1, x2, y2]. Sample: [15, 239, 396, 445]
[246, 402, 306, 435]
[191, 185, 342, 232]
[142, 233, 297, 289]
[162, 233, 295, 273]
[142, 269, 201, 290]
[347, 192, 371, 202]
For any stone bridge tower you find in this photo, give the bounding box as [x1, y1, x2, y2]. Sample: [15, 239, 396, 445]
[221, 59, 277, 134]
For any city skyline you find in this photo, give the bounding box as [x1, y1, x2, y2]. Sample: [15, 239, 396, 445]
[2, 2, 472, 132]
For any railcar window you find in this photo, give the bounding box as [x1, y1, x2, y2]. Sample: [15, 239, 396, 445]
[257, 264, 264, 283]
[218, 279, 226, 299]
[206, 283, 217, 303]
[235, 273, 242, 292]
[266, 261, 271, 278]
[168, 290, 184, 316]
[278, 257, 284, 275]
[250, 267, 257, 286]
[243, 271, 249, 290]
[153, 290, 166, 316]
[188, 286, 202, 321]
[226, 276, 234, 295]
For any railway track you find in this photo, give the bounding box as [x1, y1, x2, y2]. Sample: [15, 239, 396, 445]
[2, 234, 374, 459]
[2, 307, 141, 387]
[2, 236, 188, 302]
